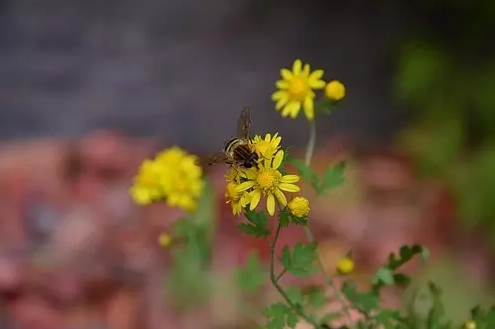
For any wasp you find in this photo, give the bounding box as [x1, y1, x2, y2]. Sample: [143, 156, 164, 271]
[200, 107, 259, 169]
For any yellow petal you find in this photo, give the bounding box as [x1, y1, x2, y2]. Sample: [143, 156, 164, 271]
[272, 136, 281, 148]
[275, 98, 289, 111]
[308, 69, 324, 82]
[302, 64, 310, 77]
[276, 80, 289, 89]
[292, 59, 302, 75]
[274, 188, 287, 206]
[273, 150, 284, 169]
[280, 174, 300, 183]
[285, 101, 301, 118]
[271, 90, 288, 101]
[303, 97, 314, 121]
[279, 183, 300, 192]
[250, 190, 261, 210]
[280, 68, 293, 80]
[235, 181, 255, 193]
[267, 194, 275, 216]
[309, 80, 326, 89]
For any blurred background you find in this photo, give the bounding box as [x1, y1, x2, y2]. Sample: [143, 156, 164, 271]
[1, 0, 495, 328]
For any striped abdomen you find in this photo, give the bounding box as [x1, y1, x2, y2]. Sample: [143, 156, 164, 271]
[223, 138, 250, 161]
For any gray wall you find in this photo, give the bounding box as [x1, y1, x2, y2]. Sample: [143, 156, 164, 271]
[0, 0, 412, 151]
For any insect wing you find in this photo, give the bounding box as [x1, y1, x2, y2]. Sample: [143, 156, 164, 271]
[197, 152, 231, 167]
[236, 107, 251, 140]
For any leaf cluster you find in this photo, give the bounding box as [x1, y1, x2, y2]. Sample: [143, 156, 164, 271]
[290, 158, 345, 196]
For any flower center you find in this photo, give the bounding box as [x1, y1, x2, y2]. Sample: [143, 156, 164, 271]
[256, 169, 281, 190]
[288, 77, 309, 101]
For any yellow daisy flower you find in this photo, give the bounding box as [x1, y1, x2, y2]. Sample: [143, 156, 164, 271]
[225, 167, 252, 215]
[271, 59, 326, 121]
[251, 133, 282, 160]
[130, 159, 163, 205]
[235, 150, 300, 216]
[130, 146, 204, 212]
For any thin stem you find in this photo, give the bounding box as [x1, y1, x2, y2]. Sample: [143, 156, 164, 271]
[303, 120, 354, 323]
[275, 269, 286, 283]
[267, 224, 319, 327]
[304, 120, 317, 166]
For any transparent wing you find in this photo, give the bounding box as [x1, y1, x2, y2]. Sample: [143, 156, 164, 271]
[196, 152, 231, 167]
[236, 107, 251, 139]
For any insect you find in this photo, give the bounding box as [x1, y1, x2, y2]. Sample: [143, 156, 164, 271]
[200, 107, 259, 169]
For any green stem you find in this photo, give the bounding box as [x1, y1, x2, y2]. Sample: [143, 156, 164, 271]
[303, 120, 354, 323]
[266, 224, 319, 327]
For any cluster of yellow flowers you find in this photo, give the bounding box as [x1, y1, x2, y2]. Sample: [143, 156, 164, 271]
[272, 59, 345, 121]
[224, 133, 310, 217]
[130, 59, 347, 218]
[129, 146, 204, 212]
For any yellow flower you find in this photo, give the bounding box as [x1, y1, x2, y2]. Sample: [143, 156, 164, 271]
[337, 256, 354, 275]
[463, 320, 477, 329]
[130, 159, 163, 205]
[130, 146, 204, 212]
[235, 150, 300, 216]
[288, 196, 310, 217]
[158, 233, 173, 248]
[325, 80, 346, 101]
[225, 167, 252, 215]
[251, 133, 282, 160]
[271, 59, 326, 121]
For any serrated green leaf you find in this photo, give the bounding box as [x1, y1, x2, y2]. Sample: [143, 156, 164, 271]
[280, 246, 291, 269]
[238, 223, 270, 238]
[264, 303, 296, 329]
[235, 251, 267, 293]
[240, 208, 270, 238]
[290, 158, 319, 186]
[280, 242, 319, 277]
[393, 273, 412, 287]
[341, 281, 379, 314]
[278, 210, 290, 227]
[373, 267, 395, 286]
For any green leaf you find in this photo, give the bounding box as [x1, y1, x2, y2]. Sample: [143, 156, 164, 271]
[321, 161, 346, 191]
[264, 303, 298, 329]
[239, 208, 270, 238]
[393, 273, 412, 287]
[341, 281, 379, 314]
[290, 158, 319, 187]
[319, 313, 340, 327]
[303, 286, 327, 309]
[286, 312, 299, 328]
[278, 210, 290, 227]
[374, 309, 404, 329]
[280, 242, 319, 277]
[372, 267, 395, 286]
[386, 244, 429, 270]
[285, 286, 304, 306]
[234, 251, 267, 293]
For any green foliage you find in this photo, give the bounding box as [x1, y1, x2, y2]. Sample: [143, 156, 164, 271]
[239, 208, 271, 238]
[235, 251, 267, 293]
[395, 0, 495, 247]
[280, 242, 319, 277]
[165, 180, 216, 309]
[290, 158, 346, 195]
[264, 303, 299, 329]
[278, 207, 309, 226]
